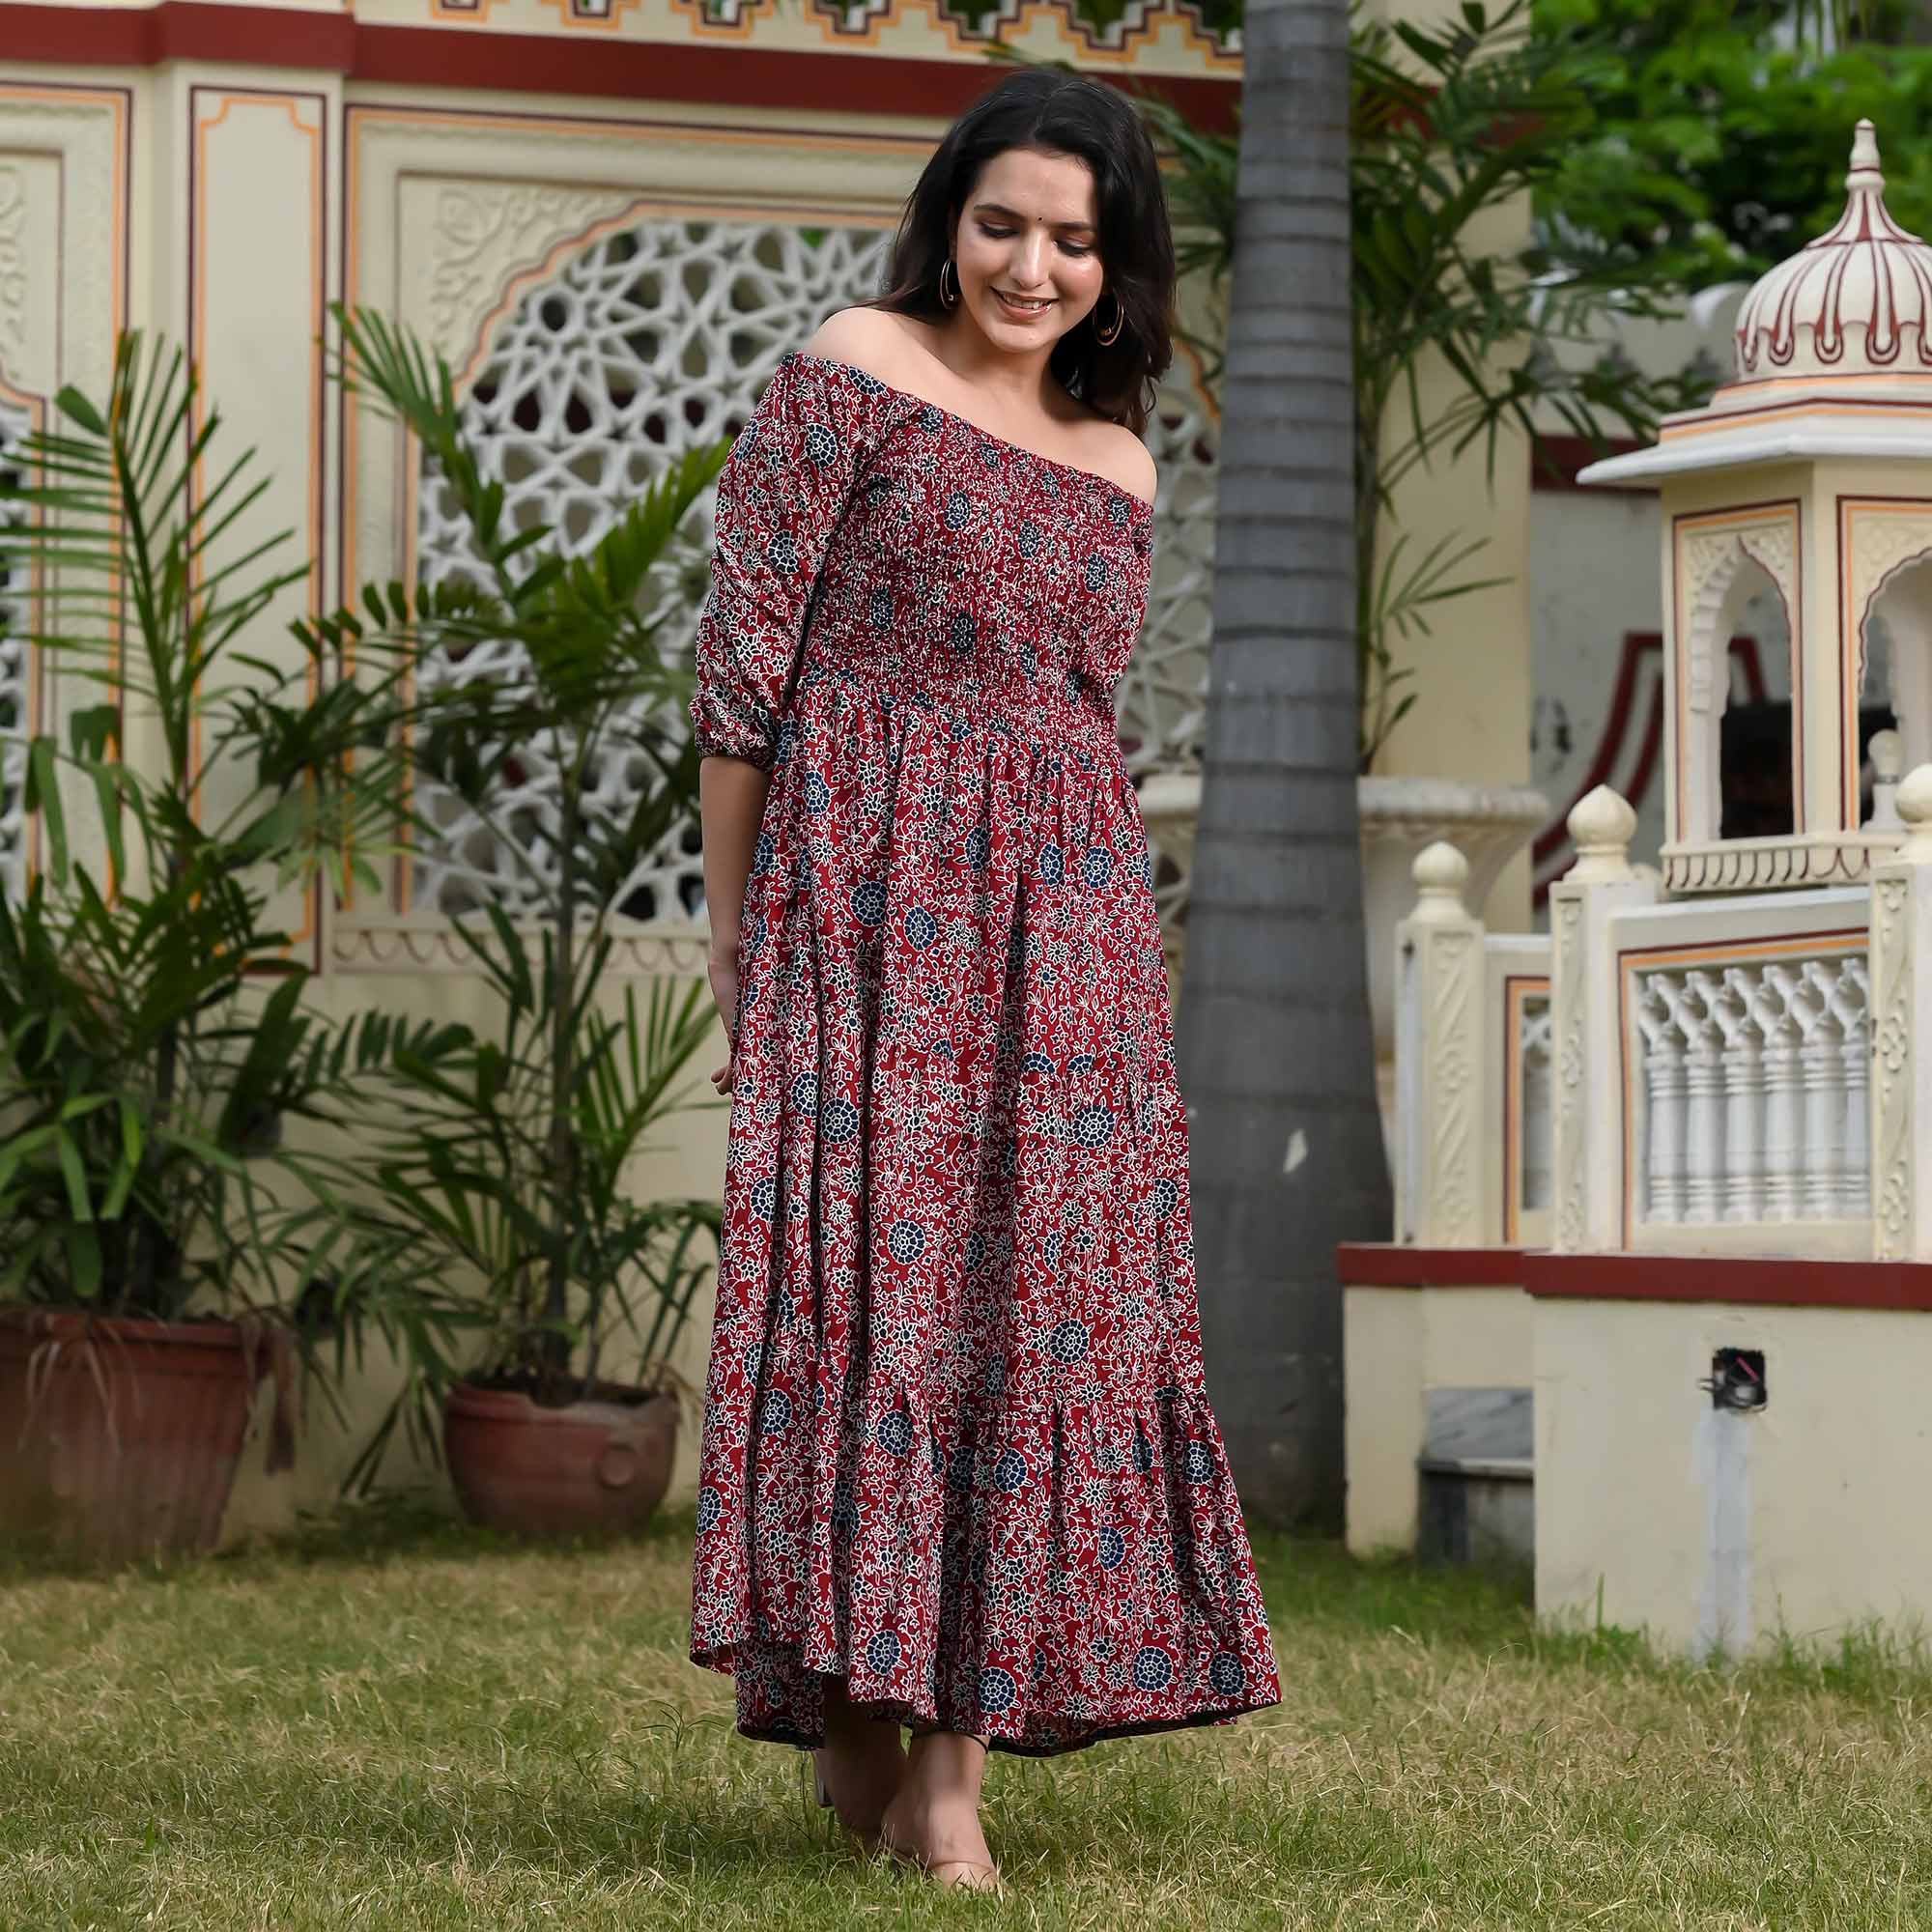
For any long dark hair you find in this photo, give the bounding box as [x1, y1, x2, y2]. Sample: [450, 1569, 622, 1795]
[873, 68, 1176, 436]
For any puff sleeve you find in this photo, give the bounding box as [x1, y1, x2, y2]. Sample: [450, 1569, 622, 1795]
[688, 353, 877, 770]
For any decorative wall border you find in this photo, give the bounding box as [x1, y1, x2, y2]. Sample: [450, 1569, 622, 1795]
[0, 5, 1242, 127]
[1334, 1243, 1527, 1290]
[1668, 499, 1802, 846]
[1522, 1246, 1932, 1312]
[1614, 924, 1867, 1247]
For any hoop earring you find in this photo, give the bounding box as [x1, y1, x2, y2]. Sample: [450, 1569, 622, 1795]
[939, 258, 959, 310]
[1094, 292, 1124, 347]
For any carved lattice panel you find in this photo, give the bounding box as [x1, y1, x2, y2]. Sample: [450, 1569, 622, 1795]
[416, 212, 1220, 923]
[0, 401, 30, 904]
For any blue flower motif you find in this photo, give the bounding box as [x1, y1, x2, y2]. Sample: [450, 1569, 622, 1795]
[945, 490, 972, 530]
[759, 1388, 794, 1432]
[742, 910, 766, 956]
[865, 471, 895, 506]
[948, 1441, 976, 1492]
[949, 611, 977, 653]
[964, 825, 991, 869]
[1109, 494, 1132, 526]
[750, 830, 775, 877]
[1038, 841, 1064, 886]
[918, 403, 944, 432]
[823, 1095, 860, 1143]
[971, 1544, 989, 1587]
[1023, 1051, 1055, 1078]
[1082, 844, 1116, 889]
[887, 1219, 926, 1264]
[904, 904, 939, 950]
[875, 1407, 914, 1456]
[803, 423, 838, 466]
[1208, 1651, 1246, 1696]
[766, 532, 800, 574]
[851, 369, 888, 396]
[978, 1665, 1017, 1714]
[1047, 1319, 1089, 1363]
[1151, 1177, 1179, 1219]
[1097, 1526, 1126, 1570]
[866, 1629, 902, 1673]
[868, 585, 894, 629]
[696, 1485, 723, 1533]
[1132, 1427, 1154, 1474]
[965, 1231, 987, 1270]
[1017, 519, 1042, 558]
[751, 1178, 778, 1218]
[1073, 1105, 1115, 1148]
[1131, 1645, 1174, 1691]
[802, 771, 831, 812]
[790, 1071, 819, 1113]
[992, 1448, 1028, 1492]
[832, 1476, 860, 1534]
[1140, 848, 1156, 889]
[1084, 553, 1109, 591]
[851, 879, 888, 925]
[1065, 1052, 1095, 1078]
[1184, 1439, 1215, 1483]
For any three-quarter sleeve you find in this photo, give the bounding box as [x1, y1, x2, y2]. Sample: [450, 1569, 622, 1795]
[689, 353, 877, 770]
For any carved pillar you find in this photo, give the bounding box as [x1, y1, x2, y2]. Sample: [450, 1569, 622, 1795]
[1714, 968, 1765, 1223]
[1868, 767, 1932, 1258]
[1550, 786, 1658, 1252]
[1395, 841, 1485, 1246]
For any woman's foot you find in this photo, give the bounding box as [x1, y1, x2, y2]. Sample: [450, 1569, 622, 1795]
[878, 1729, 1001, 1893]
[812, 1679, 907, 1849]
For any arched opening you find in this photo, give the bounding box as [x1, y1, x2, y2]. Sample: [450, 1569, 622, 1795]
[1858, 551, 1932, 821]
[1686, 549, 1794, 842]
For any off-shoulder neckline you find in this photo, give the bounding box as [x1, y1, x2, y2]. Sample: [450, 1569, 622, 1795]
[784, 349, 1157, 517]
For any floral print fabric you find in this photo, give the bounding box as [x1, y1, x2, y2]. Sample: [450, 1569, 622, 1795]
[687, 350, 1280, 1755]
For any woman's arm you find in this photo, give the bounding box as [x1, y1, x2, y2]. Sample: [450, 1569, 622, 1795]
[698, 753, 770, 1095]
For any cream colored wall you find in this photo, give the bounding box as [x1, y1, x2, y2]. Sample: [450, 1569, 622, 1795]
[1362, 0, 1537, 935]
[1536, 1295, 1932, 1653]
[1344, 1283, 1533, 1554]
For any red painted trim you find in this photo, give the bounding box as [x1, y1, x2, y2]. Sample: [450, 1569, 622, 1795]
[0, 4, 1241, 128]
[1335, 1243, 1527, 1289]
[1531, 433, 1651, 495]
[1523, 1249, 1932, 1313]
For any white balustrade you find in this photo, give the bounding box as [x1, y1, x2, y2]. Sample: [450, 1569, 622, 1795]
[1634, 952, 1870, 1226]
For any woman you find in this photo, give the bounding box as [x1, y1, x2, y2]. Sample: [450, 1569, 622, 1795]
[687, 67, 1281, 1893]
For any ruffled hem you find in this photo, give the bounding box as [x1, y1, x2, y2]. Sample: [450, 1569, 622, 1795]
[688, 1378, 1283, 1755]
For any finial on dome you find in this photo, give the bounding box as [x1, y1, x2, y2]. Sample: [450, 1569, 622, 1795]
[1849, 118, 1884, 189]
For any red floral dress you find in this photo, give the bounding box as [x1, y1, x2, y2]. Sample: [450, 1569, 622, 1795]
[687, 350, 1281, 1755]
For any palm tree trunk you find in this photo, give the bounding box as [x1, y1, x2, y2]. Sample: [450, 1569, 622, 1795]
[1174, 0, 1391, 1529]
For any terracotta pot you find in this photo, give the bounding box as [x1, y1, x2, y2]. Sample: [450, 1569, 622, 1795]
[0, 1309, 281, 1563]
[442, 1380, 679, 1540]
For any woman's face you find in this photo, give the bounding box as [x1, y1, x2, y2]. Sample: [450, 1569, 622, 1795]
[950, 146, 1107, 357]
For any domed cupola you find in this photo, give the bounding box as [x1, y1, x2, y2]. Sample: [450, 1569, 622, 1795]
[1734, 120, 1932, 381]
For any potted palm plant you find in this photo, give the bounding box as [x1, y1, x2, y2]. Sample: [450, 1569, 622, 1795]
[327, 309, 727, 1536]
[0, 334, 463, 1563]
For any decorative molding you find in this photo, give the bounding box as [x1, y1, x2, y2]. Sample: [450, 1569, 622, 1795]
[1550, 892, 1587, 1251]
[0, 396, 34, 904]
[1661, 830, 1900, 894]
[0, 166, 25, 368]
[1840, 497, 1932, 828]
[330, 918, 713, 977]
[1871, 871, 1914, 1258]
[1427, 929, 1479, 1243]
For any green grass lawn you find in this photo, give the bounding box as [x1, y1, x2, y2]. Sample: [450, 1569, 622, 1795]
[3, 1505, 1930, 1930]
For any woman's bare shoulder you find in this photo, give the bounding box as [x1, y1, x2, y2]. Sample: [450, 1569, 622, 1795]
[1072, 419, 1158, 506]
[801, 307, 926, 388]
